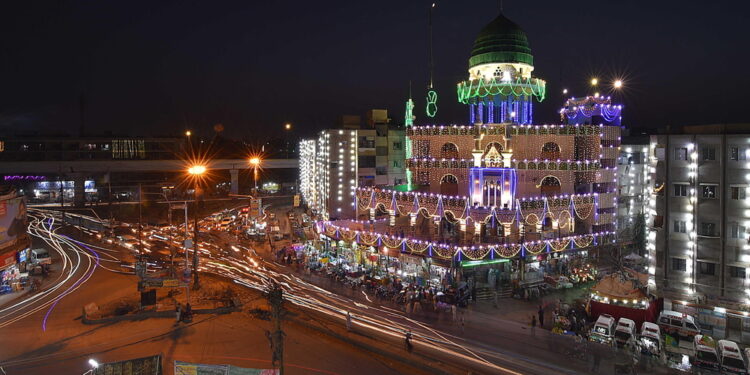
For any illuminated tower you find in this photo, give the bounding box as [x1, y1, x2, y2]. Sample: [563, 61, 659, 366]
[457, 13, 546, 125]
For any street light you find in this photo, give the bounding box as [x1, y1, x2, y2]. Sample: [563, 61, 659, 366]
[185, 130, 191, 137]
[186, 164, 207, 289]
[284, 123, 291, 131]
[249, 157, 261, 191]
[82, 359, 99, 374]
[590, 78, 598, 86]
[614, 79, 623, 89]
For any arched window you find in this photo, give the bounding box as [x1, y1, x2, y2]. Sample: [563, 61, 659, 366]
[440, 143, 459, 159]
[440, 174, 459, 196]
[484, 142, 504, 153]
[540, 176, 562, 196]
[541, 142, 561, 160]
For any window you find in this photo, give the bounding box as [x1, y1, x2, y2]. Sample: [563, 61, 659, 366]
[731, 187, 747, 200]
[674, 147, 688, 160]
[672, 258, 687, 272]
[731, 224, 746, 239]
[673, 220, 687, 233]
[699, 222, 717, 237]
[730, 266, 747, 279]
[701, 185, 717, 199]
[701, 146, 716, 161]
[673, 184, 689, 197]
[358, 155, 375, 168]
[392, 160, 400, 168]
[392, 142, 402, 150]
[699, 262, 715, 276]
[730, 146, 747, 161]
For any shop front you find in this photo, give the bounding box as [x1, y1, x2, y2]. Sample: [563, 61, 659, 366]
[0, 250, 23, 294]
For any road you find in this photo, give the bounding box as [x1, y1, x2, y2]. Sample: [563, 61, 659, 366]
[0, 209, 106, 330]
[0, 207, 678, 374]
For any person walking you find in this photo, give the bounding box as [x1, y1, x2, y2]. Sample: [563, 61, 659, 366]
[405, 329, 413, 352]
[175, 302, 182, 325]
[531, 314, 537, 336]
[538, 305, 545, 328]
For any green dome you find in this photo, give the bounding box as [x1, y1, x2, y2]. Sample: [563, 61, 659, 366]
[469, 14, 533, 68]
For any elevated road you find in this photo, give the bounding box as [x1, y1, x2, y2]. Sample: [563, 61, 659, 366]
[0, 158, 297, 174]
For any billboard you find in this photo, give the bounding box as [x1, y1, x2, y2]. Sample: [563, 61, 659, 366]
[174, 361, 278, 375]
[0, 196, 27, 252]
[93, 355, 162, 375]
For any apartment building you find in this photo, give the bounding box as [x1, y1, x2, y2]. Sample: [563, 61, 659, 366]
[646, 124, 750, 306]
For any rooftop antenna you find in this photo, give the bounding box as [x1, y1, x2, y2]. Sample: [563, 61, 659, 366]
[425, 2, 438, 118]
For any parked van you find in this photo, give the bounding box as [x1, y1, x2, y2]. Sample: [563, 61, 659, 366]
[718, 340, 747, 374]
[30, 248, 51, 265]
[639, 322, 662, 357]
[590, 314, 616, 346]
[692, 335, 720, 372]
[614, 318, 637, 348]
[657, 310, 700, 340]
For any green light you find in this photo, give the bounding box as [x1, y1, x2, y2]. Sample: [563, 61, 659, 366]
[405, 98, 414, 126]
[457, 77, 546, 104]
[426, 90, 438, 118]
[460, 258, 510, 268]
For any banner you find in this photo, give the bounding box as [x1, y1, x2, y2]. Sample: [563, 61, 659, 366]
[174, 361, 278, 375]
[0, 196, 26, 251]
[93, 355, 162, 375]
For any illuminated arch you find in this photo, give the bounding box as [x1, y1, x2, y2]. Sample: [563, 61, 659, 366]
[440, 142, 459, 158]
[439, 174, 459, 196]
[539, 175, 562, 197]
[541, 142, 561, 160]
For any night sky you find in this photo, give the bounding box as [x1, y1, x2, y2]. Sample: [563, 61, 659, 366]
[1, 0, 747, 140]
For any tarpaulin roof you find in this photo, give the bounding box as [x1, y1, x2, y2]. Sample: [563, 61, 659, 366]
[592, 271, 647, 300]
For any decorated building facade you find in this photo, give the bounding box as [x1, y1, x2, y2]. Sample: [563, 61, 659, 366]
[311, 13, 622, 288]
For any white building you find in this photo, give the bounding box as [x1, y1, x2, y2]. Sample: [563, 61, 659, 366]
[646, 124, 750, 308]
[299, 129, 359, 220]
[617, 136, 650, 248]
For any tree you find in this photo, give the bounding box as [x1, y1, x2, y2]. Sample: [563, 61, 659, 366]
[632, 212, 647, 256]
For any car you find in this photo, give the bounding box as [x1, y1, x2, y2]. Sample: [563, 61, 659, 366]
[718, 340, 747, 374]
[692, 335, 720, 372]
[589, 314, 616, 346]
[639, 322, 662, 357]
[614, 318, 636, 348]
[657, 310, 700, 341]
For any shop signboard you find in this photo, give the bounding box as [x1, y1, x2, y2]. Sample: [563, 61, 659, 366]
[249, 199, 262, 218]
[93, 355, 162, 375]
[293, 194, 300, 207]
[0, 250, 16, 270]
[0, 196, 27, 251]
[174, 361, 278, 375]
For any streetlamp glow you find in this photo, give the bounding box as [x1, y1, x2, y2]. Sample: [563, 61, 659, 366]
[562, 88, 568, 95]
[249, 157, 261, 166]
[185, 130, 192, 137]
[88, 359, 99, 368]
[614, 79, 623, 89]
[284, 123, 292, 131]
[590, 78, 598, 86]
[188, 165, 206, 175]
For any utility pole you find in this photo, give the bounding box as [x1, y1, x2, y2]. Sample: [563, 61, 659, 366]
[267, 282, 285, 374]
[138, 183, 143, 258]
[193, 183, 200, 289]
[59, 173, 66, 224]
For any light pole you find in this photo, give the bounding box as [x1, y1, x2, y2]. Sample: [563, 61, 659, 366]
[82, 359, 98, 375]
[249, 157, 261, 191]
[283, 123, 292, 159]
[187, 164, 206, 289]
